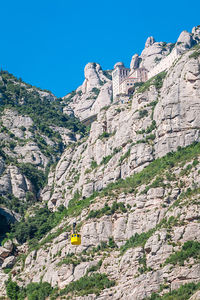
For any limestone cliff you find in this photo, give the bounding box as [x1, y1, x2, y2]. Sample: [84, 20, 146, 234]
[44, 40, 200, 210]
[1, 26, 200, 300]
[0, 71, 85, 228]
[63, 63, 112, 121]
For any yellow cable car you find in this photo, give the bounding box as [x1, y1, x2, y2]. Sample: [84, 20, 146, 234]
[71, 222, 81, 245]
[71, 234, 81, 245]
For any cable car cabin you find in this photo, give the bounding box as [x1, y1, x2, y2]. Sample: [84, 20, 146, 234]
[71, 234, 81, 245]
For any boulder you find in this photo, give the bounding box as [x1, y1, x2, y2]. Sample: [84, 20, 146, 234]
[3, 240, 13, 252]
[0, 247, 11, 259]
[176, 30, 195, 51]
[2, 256, 16, 269]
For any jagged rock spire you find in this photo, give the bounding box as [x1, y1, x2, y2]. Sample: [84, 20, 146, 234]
[176, 30, 195, 50]
[145, 36, 155, 48]
[130, 54, 140, 71]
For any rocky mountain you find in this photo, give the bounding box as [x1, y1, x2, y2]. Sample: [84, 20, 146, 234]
[0, 71, 86, 235]
[63, 63, 112, 121]
[1, 26, 200, 300]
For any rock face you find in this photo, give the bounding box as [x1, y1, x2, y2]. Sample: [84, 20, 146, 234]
[63, 63, 112, 120]
[130, 54, 140, 72]
[140, 40, 173, 71]
[1, 26, 200, 299]
[0, 108, 73, 203]
[135, 26, 200, 73]
[176, 30, 196, 51]
[192, 25, 200, 41]
[44, 44, 200, 210]
[0, 70, 81, 212]
[6, 158, 200, 299]
[2, 255, 16, 269]
[145, 36, 156, 48]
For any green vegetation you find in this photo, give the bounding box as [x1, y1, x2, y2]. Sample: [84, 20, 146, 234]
[57, 253, 83, 267]
[148, 100, 158, 120]
[103, 70, 112, 80]
[154, 57, 162, 63]
[100, 147, 122, 165]
[100, 105, 111, 112]
[9, 142, 200, 247]
[153, 72, 167, 89]
[91, 160, 98, 169]
[138, 253, 151, 274]
[145, 282, 200, 300]
[120, 230, 154, 255]
[17, 163, 46, 193]
[0, 70, 87, 219]
[119, 149, 130, 163]
[63, 90, 76, 102]
[98, 131, 111, 139]
[139, 109, 148, 118]
[0, 194, 29, 215]
[87, 201, 127, 219]
[0, 73, 85, 135]
[6, 278, 53, 300]
[0, 70, 89, 241]
[101, 154, 113, 165]
[87, 259, 103, 273]
[9, 205, 68, 246]
[137, 120, 157, 135]
[165, 240, 200, 266]
[141, 175, 165, 194]
[0, 213, 10, 237]
[137, 71, 167, 93]
[100, 141, 200, 197]
[6, 278, 20, 300]
[189, 50, 200, 59]
[89, 237, 118, 254]
[91, 87, 100, 97]
[58, 273, 115, 297]
[120, 217, 180, 255]
[180, 164, 193, 176]
[0, 70, 86, 138]
[85, 147, 123, 172]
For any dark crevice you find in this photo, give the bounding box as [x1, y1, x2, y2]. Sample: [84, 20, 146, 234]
[0, 213, 11, 245]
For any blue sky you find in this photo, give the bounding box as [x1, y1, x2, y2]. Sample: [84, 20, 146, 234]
[1, 0, 200, 97]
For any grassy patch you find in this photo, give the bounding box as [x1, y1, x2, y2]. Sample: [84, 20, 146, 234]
[137, 120, 157, 135]
[6, 279, 53, 300]
[145, 281, 200, 300]
[58, 273, 115, 297]
[189, 50, 200, 59]
[137, 72, 167, 93]
[9, 142, 200, 247]
[120, 230, 154, 255]
[119, 149, 131, 163]
[87, 201, 127, 219]
[139, 109, 148, 118]
[165, 240, 200, 266]
[86, 237, 118, 256]
[120, 217, 179, 255]
[57, 253, 84, 267]
[9, 205, 68, 246]
[100, 154, 113, 165]
[98, 132, 111, 139]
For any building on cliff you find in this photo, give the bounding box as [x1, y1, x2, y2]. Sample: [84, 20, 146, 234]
[112, 62, 148, 100]
[112, 47, 181, 101]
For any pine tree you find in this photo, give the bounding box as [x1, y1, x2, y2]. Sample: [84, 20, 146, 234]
[6, 278, 19, 300]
